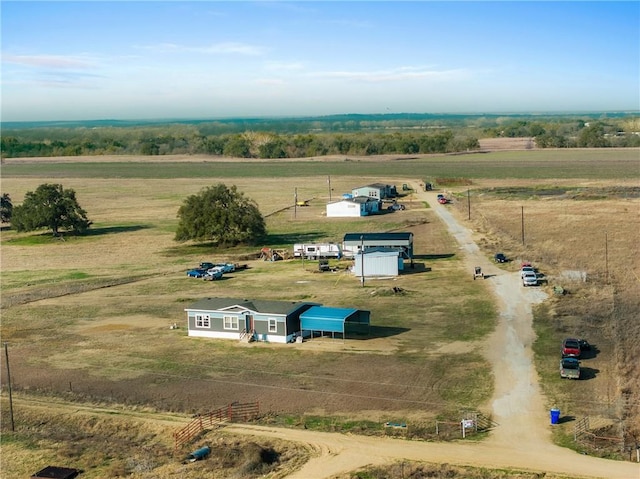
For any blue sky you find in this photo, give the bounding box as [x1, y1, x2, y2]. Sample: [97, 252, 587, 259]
[2, 1, 639, 121]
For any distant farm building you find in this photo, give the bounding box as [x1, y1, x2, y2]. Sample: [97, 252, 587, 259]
[351, 183, 398, 200]
[326, 197, 381, 217]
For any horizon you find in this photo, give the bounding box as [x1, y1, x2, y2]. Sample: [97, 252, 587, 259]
[2, 1, 639, 122]
[3, 109, 639, 128]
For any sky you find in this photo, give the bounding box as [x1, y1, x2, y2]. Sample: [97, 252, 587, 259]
[1, 1, 639, 122]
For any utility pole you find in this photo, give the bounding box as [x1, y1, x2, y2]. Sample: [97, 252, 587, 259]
[327, 176, 332, 202]
[521, 206, 525, 245]
[360, 235, 365, 287]
[605, 231, 609, 284]
[294, 187, 297, 219]
[4, 342, 15, 432]
[467, 189, 471, 220]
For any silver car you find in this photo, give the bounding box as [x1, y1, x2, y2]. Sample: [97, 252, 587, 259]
[522, 272, 538, 286]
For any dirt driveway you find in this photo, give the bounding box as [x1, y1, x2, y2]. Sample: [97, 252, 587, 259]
[224, 185, 639, 479]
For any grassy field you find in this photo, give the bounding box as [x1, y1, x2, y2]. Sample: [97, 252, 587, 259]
[1, 150, 639, 477]
[3, 148, 640, 180]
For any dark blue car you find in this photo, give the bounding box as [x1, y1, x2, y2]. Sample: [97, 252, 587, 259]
[186, 268, 207, 278]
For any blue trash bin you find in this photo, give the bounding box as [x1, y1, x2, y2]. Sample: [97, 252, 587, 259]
[550, 408, 560, 425]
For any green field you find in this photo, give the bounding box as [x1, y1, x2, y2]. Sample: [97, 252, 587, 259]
[3, 149, 639, 179]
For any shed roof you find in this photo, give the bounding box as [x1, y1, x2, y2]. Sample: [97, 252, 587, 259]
[186, 297, 315, 315]
[354, 183, 391, 190]
[343, 232, 413, 242]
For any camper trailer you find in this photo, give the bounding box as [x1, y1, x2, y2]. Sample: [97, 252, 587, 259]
[293, 243, 343, 259]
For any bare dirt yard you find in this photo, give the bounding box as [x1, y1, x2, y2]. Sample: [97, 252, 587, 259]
[1, 150, 639, 478]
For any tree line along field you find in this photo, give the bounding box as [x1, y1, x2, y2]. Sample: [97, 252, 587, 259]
[2, 113, 639, 158]
[1, 149, 639, 477]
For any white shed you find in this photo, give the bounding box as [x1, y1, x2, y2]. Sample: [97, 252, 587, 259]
[352, 250, 402, 277]
[326, 197, 380, 217]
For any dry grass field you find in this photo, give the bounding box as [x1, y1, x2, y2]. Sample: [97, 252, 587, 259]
[1, 149, 639, 477]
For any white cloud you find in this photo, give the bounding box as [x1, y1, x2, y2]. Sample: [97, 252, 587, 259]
[263, 61, 305, 71]
[2, 54, 94, 69]
[310, 66, 469, 82]
[136, 42, 266, 56]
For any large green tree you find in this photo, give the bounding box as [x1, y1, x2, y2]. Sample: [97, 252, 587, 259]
[175, 184, 266, 246]
[11, 183, 91, 236]
[1, 193, 12, 223]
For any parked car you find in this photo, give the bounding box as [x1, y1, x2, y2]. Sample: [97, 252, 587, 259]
[494, 253, 508, 263]
[522, 272, 538, 286]
[560, 357, 581, 379]
[203, 269, 223, 281]
[199, 262, 215, 270]
[387, 203, 406, 211]
[187, 268, 207, 278]
[562, 338, 582, 358]
[520, 266, 535, 277]
[211, 263, 235, 273]
[438, 197, 449, 204]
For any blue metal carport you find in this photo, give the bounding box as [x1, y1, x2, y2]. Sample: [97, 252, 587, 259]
[300, 306, 370, 339]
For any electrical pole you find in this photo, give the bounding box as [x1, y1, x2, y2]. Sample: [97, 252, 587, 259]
[605, 231, 609, 284]
[4, 342, 15, 432]
[360, 235, 365, 287]
[467, 189, 471, 220]
[521, 206, 525, 245]
[294, 187, 297, 219]
[327, 176, 332, 202]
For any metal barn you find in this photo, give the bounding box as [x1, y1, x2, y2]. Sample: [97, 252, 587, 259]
[342, 232, 414, 259]
[353, 250, 402, 277]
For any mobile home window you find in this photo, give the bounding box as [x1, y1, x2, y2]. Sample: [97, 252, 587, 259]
[268, 318, 277, 333]
[195, 314, 210, 328]
[223, 316, 238, 330]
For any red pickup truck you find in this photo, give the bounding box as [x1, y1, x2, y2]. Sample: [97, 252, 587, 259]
[562, 338, 582, 358]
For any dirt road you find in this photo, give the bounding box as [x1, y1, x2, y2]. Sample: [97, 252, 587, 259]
[224, 186, 639, 479]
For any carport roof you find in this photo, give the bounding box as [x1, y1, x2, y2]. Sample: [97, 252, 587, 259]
[300, 306, 360, 334]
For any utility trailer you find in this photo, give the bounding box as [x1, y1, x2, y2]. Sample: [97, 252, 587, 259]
[293, 243, 343, 259]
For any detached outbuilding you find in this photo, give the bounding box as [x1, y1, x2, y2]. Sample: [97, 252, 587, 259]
[353, 249, 403, 277]
[342, 232, 414, 259]
[326, 197, 380, 217]
[351, 183, 397, 200]
[185, 297, 317, 343]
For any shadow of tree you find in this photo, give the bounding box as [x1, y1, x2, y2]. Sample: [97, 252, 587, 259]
[264, 231, 328, 245]
[82, 225, 152, 236]
[413, 253, 456, 260]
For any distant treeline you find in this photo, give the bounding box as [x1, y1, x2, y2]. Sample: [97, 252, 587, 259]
[1, 113, 638, 158]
